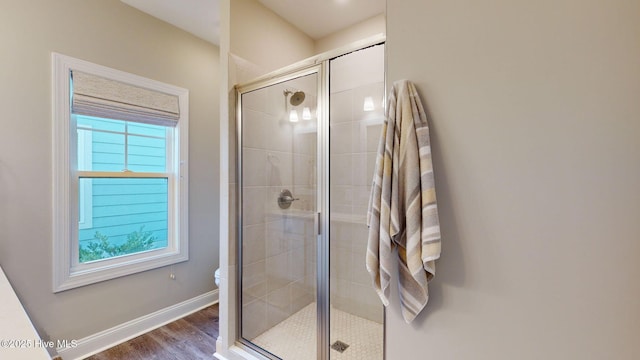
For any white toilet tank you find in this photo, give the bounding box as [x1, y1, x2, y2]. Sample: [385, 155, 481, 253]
[214, 268, 221, 286]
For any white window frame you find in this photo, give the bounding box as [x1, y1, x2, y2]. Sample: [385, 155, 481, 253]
[52, 53, 189, 292]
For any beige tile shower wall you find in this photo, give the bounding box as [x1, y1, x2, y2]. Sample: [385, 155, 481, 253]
[241, 77, 318, 339]
[329, 83, 385, 323]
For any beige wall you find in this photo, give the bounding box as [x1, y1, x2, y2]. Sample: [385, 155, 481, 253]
[230, 0, 315, 78]
[386, 0, 640, 358]
[0, 0, 219, 346]
[315, 14, 385, 54]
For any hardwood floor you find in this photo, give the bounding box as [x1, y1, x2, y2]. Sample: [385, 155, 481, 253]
[84, 304, 219, 360]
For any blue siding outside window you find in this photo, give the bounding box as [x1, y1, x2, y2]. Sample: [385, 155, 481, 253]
[78, 178, 168, 249]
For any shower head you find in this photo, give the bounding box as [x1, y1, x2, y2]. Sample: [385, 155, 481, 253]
[289, 91, 306, 106]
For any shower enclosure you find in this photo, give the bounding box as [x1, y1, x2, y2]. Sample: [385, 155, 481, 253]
[236, 42, 385, 360]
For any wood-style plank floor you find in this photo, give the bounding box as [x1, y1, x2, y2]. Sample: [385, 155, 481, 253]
[83, 304, 219, 360]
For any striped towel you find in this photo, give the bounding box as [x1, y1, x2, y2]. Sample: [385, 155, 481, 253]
[366, 79, 441, 323]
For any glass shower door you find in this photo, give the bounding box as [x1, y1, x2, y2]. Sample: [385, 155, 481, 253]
[239, 70, 320, 360]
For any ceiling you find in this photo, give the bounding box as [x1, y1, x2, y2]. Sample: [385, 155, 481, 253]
[121, 0, 384, 46]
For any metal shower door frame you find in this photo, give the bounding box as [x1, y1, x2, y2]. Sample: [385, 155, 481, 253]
[235, 63, 329, 360]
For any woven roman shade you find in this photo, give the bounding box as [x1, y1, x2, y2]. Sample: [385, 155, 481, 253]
[71, 71, 180, 126]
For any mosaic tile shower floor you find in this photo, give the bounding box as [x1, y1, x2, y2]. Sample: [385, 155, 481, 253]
[251, 303, 383, 360]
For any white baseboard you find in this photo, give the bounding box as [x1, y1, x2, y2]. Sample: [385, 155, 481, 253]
[214, 344, 264, 360]
[57, 290, 219, 360]
[213, 352, 228, 360]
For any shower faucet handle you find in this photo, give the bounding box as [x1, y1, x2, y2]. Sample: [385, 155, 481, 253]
[278, 189, 299, 209]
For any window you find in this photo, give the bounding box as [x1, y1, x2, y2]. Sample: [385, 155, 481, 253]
[52, 53, 189, 292]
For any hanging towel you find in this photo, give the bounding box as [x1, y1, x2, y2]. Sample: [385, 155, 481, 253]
[366, 79, 441, 323]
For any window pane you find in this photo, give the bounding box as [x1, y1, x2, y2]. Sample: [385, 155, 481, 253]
[77, 115, 125, 132]
[91, 131, 125, 171]
[78, 177, 168, 263]
[76, 116, 169, 173]
[77, 128, 93, 171]
[127, 135, 166, 172]
[127, 122, 167, 137]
